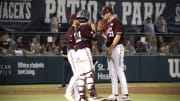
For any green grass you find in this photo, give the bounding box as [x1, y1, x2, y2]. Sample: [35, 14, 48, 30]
[0, 83, 180, 101]
[0, 94, 62, 101]
[131, 94, 180, 101]
[0, 94, 180, 101]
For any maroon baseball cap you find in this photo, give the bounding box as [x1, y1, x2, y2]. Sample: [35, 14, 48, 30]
[101, 6, 113, 14]
[70, 13, 77, 20]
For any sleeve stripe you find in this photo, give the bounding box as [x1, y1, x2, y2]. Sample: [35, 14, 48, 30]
[116, 32, 122, 34]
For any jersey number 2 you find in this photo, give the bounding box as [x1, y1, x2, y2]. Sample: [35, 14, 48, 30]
[74, 31, 82, 43]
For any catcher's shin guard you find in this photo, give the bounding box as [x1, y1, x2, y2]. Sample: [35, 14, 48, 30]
[85, 71, 96, 97]
[78, 74, 86, 101]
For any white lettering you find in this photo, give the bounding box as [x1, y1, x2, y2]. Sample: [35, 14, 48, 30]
[0, 64, 12, 75]
[0, 1, 31, 20]
[26, 2, 31, 19]
[87, 1, 97, 22]
[0, 64, 11, 69]
[144, 3, 153, 20]
[9, 2, 13, 19]
[3, 2, 8, 19]
[17, 69, 35, 76]
[81, 0, 86, 9]
[29, 63, 44, 68]
[122, 2, 132, 25]
[18, 62, 29, 68]
[67, 0, 79, 15]
[97, 63, 105, 71]
[19, 2, 25, 19]
[17, 62, 44, 76]
[14, 2, 19, 19]
[98, 72, 110, 80]
[105, 1, 116, 12]
[45, 0, 56, 23]
[44, 0, 99, 23]
[174, 59, 180, 78]
[168, 59, 180, 78]
[0, 2, 2, 19]
[155, 3, 166, 18]
[132, 2, 142, 25]
[175, 6, 180, 22]
[57, 0, 67, 23]
[122, 2, 166, 25]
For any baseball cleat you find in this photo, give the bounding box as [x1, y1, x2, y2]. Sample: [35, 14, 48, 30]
[105, 95, 118, 101]
[119, 95, 131, 101]
[89, 96, 105, 101]
[80, 99, 87, 101]
[64, 94, 75, 101]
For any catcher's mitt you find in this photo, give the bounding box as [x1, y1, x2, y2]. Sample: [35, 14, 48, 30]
[97, 19, 107, 32]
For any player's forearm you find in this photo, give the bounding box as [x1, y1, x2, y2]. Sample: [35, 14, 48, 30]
[90, 23, 96, 32]
[61, 54, 67, 58]
[100, 33, 107, 43]
[110, 34, 121, 49]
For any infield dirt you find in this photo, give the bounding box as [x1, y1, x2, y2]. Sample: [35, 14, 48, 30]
[0, 83, 180, 95]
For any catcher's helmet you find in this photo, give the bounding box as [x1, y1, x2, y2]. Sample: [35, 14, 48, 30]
[76, 9, 89, 22]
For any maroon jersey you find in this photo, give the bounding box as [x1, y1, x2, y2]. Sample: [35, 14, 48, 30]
[75, 24, 96, 49]
[106, 17, 124, 47]
[66, 26, 76, 49]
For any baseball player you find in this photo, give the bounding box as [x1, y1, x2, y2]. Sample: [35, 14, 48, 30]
[74, 9, 103, 101]
[64, 13, 80, 101]
[100, 6, 130, 101]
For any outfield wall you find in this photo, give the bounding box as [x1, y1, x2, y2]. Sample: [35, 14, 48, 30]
[0, 55, 179, 84]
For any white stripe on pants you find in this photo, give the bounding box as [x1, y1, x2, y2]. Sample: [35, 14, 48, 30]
[107, 44, 128, 95]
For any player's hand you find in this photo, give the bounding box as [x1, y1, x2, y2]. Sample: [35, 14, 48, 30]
[90, 19, 96, 31]
[106, 48, 112, 60]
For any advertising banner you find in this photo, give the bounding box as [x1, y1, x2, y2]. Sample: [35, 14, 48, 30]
[0, 0, 180, 32]
[158, 56, 180, 81]
[0, 56, 63, 84]
[0, 55, 179, 84]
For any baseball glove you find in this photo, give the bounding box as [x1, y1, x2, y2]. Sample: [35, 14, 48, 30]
[97, 19, 107, 32]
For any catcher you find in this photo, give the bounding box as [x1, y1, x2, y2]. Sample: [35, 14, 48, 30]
[74, 9, 105, 101]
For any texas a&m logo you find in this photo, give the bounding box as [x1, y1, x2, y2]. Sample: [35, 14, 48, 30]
[168, 59, 180, 78]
